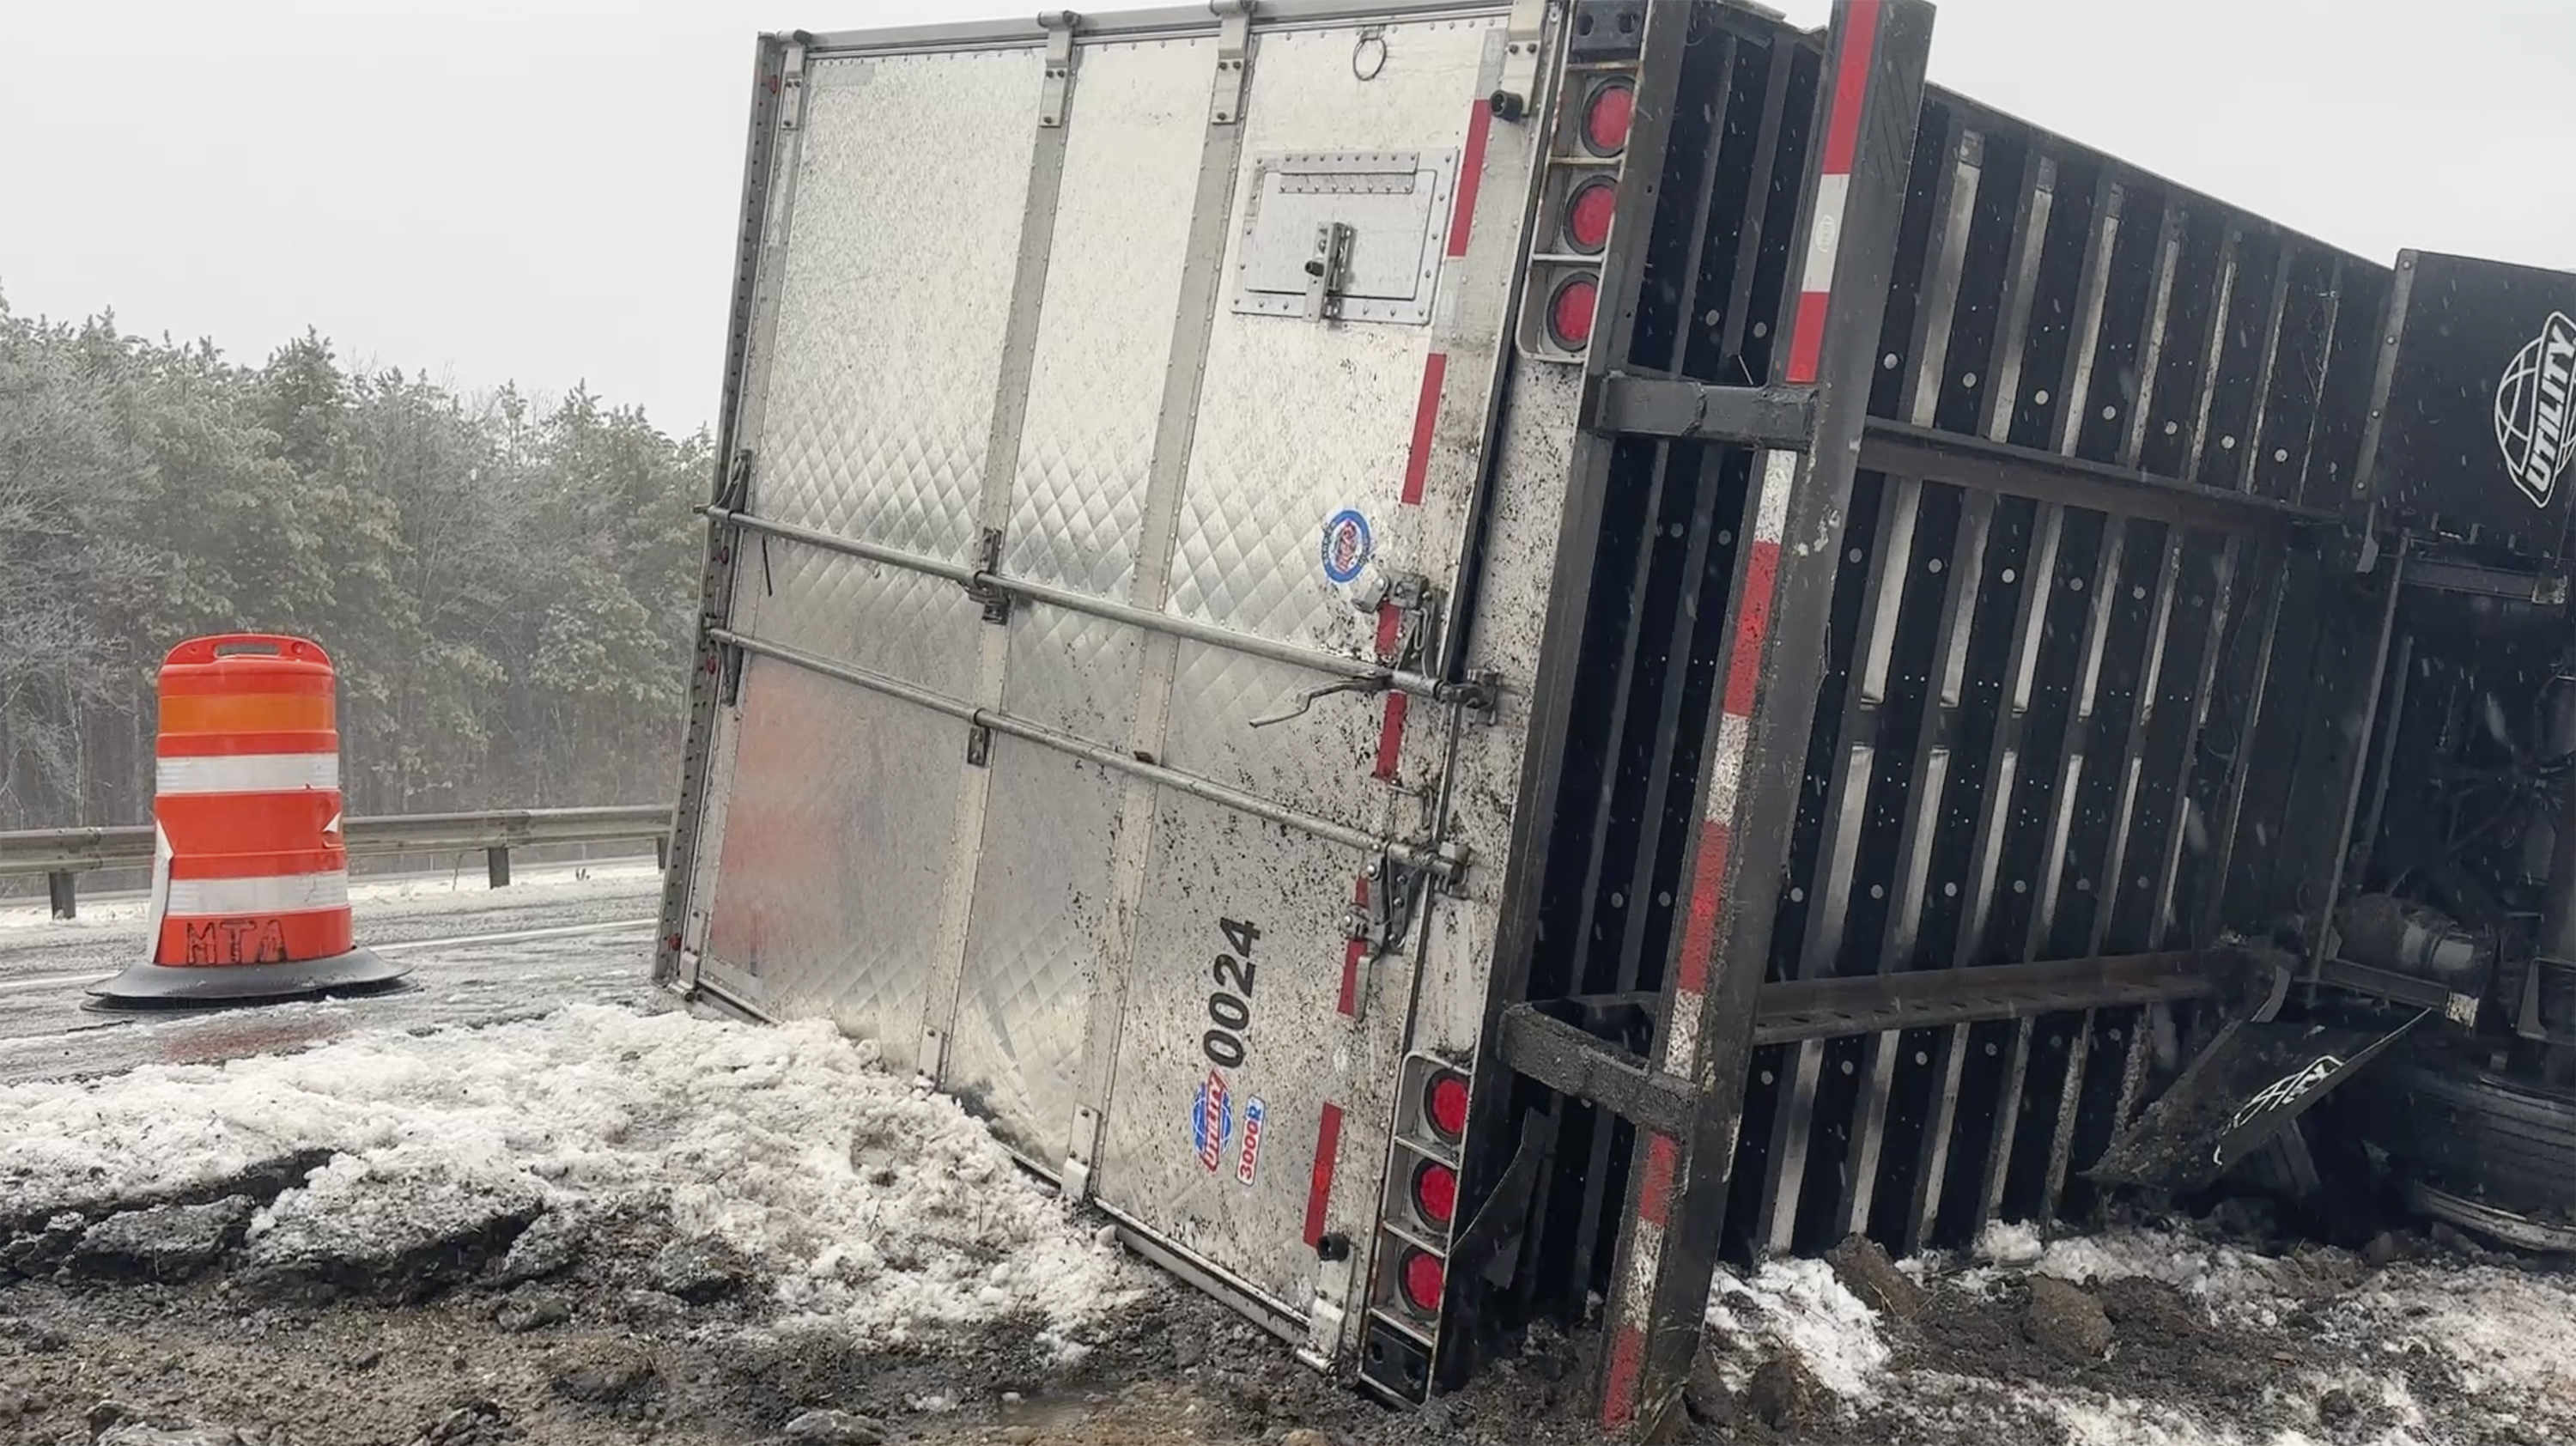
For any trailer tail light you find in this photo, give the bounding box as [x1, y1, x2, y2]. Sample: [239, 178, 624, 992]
[1548, 275, 1601, 350]
[1518, 21, 1643, 364]
[1579, 78, 1634, 157]
[1563, 176, 1616, 254]
[1412, 1159, 1458, 1226]
[1398, 1248, 1445, 1316]
[1366, 1054, 1475, 1401]
[1424, 1069, 1470, 1139]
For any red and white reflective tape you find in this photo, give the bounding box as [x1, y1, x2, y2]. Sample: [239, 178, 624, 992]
[1783, 0, 1882, 386]
[1600, 1130, 1683, 1426]
[1662, 450, 1795, 1078]
[155, 753, 339, 796]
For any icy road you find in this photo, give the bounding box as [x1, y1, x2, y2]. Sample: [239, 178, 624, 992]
[0, 860, 664, 1084]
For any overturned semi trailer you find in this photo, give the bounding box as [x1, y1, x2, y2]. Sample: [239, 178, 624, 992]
[657, 0, 2576, 1431]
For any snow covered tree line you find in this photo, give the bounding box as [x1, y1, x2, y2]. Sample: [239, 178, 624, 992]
[0, 296, 708, 829]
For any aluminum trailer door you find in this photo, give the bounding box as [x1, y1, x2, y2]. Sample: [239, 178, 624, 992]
[658, 0, 1554, 1370]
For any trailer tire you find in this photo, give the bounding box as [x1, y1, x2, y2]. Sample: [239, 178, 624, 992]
[2350, 1057, 2576, 1223]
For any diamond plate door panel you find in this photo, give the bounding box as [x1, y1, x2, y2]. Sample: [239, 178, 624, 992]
[1095, 16, 1502, 1310]
[702, 656, 961, 1071]
[1161, 17, 1497, 810]
[698, 45, 1040, 1043]
[947, 37, 1214, 1168]
[1095, 787, 1398, 1313]
[945, 739, 1123, 1160]
[755, 47, 1041, 567]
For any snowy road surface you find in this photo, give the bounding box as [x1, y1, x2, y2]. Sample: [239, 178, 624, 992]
[0, 860, 662, 1084]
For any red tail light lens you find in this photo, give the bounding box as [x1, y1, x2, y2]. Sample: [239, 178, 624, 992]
[1582, 78, 1635, 157]
[1547, 275, 1600, 351]
[1564, 176, 1616, 254]
[1399, 1248, 1445, 1315]
[1425, 1070, 1470, 1139]
[1413, 1159, 1458, 1226]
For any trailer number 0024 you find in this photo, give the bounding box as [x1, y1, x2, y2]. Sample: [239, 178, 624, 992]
[1206, 917, 1262, 1068]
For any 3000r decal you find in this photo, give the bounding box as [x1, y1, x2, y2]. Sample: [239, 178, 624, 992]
[1206, 917, 1261, 1070]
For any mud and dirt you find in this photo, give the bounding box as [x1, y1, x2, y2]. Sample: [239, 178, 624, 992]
[9, 1175, 2573, 1446]
[0, 1180, 1574, 1446]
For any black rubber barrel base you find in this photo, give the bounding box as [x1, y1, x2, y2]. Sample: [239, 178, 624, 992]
[83, 946, 414, 1012]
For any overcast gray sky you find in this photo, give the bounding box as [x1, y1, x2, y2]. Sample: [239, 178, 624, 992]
[4, 0, 2571, 437]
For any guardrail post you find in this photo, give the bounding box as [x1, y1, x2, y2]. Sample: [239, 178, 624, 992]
[654, 836, 671, 871]
[487, 846, 512, 889]
[47, 871, 76, 920]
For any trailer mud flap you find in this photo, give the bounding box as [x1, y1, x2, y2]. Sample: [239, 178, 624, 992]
[2090, 1011, 2427, 1194]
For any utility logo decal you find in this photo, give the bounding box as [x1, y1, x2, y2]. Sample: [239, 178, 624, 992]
[1193, 1069, 1234, 1172]
[1321, 509, 1374, 585]
[1236, 1097, 1266, 1187]
[2494, 310, 2576, 509]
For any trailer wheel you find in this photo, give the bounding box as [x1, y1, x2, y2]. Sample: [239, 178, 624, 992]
[2350, 1057, 2576, 1226]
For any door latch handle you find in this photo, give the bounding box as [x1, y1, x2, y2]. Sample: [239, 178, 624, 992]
[1249, 675, 1382, 729]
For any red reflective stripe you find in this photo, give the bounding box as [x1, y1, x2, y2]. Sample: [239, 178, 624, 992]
[1637, 1131, 1680, 1228]
[1372, 598, 1410, 781]
[1401, 352, 1448, 506]
[1671, 818, 1730, 995]
[1374, 694, 1410, 781]
[1338, 876, 1369, 1016]
[1723, 539, 1783, 715]
[1448, 101, 1491, 258]
[156, 908, 353, 967]
[1303, 1102, 1346, 1247]
[1601, 1326, 1646, 1427]
[1785, 289, 1832, 385]
[1820, 0, 1882, 176]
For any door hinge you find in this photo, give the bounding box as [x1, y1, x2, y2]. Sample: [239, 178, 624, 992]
[1038, 12, 1078, 128]
[717, 636, 747, 708]
[718, 447, 753, 513]
[1210, 2, 1253, 125]
[777, 38, 809, 132]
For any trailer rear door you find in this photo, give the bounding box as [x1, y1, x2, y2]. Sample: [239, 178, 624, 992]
[660, 3, 1543, 1340]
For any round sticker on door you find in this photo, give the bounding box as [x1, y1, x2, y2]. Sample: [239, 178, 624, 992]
[1321, 509, 1374, 585]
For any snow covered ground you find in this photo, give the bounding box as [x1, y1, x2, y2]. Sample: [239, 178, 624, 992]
[0, 1001, 1139, 1358]
[1704, 1218, 2576, 1445]
[9, 876, 2576, 1445]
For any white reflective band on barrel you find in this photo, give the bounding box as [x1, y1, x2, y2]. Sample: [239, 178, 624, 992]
[164, 871, 351, 916]
[155, 753, 340, 796]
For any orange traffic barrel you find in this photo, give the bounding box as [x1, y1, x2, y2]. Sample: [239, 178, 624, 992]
[89, 634, 409, 1008]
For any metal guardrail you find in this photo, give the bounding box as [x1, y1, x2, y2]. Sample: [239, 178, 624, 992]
[0, 805, 674, 920]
